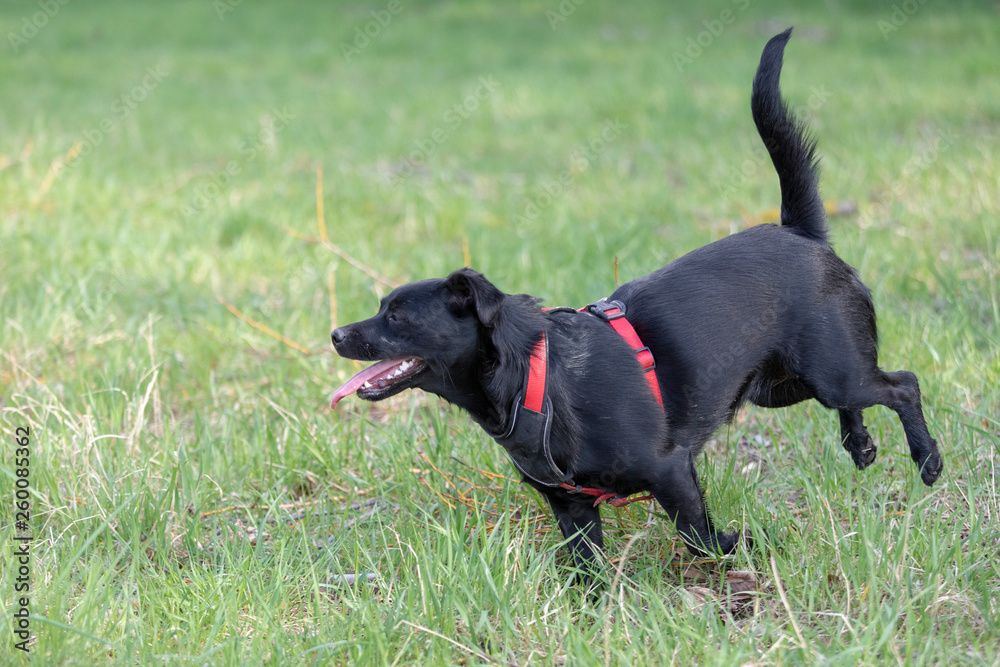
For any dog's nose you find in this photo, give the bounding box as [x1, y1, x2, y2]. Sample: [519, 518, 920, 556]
[331, 328, 347, 347]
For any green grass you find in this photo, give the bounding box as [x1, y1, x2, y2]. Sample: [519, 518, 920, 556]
[1, 0, 999, 664]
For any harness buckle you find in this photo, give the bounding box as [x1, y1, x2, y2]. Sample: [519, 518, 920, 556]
[635, 346, 656, 371]
[586, 298, 627, 321]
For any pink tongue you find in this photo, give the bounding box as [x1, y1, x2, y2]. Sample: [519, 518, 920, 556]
[330, 358, 410, 408]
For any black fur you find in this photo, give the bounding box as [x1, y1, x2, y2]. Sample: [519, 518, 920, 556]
[330, 29, 943, 575]
[752, 29, 828, 243]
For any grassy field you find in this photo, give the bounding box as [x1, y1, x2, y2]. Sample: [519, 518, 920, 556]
[1, 0, 998, 664]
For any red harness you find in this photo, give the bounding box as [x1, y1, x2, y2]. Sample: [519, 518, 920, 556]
[522, 300, 662, 507]
[527, 301, 663, 411]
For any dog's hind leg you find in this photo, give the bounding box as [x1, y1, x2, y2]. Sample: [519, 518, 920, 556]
[794, 297, 943, 485]
[809, 364, 943, 486]
[839, 408, 877, 470]
[648, 446, 741, 556]
[873, 370, 942, 485]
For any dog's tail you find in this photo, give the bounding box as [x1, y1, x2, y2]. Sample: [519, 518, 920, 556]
[752, 28, 828, 243]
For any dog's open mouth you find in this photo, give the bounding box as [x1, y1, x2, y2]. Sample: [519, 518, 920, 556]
[330, 358, 427, 408]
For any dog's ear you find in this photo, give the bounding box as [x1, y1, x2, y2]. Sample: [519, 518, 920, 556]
[445, 268, 505, 326]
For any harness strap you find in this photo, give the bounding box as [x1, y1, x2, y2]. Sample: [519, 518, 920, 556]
[585, 300, 664, 408]
[558, 483, 656, 508]
[516, 300, 663, 507]
[523, 336, 547, 413]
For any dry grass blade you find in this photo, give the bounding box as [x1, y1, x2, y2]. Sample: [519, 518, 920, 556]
[396, 620, 497, 664]
[329, 268, 338, 331]
[285, 226, 399, 289]
[200, 497, 377, 523]
[216, 295, 313, 354]
[771, 553, 810, 653]
[418, 450, 552, 535]
[34, 141, 81, 202]
[316, 163, 328, 243]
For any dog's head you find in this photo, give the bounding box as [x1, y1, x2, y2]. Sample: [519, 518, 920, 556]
[330, 268, 513, 407]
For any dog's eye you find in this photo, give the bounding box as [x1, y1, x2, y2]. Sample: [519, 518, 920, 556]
[387, 311, 401, 323]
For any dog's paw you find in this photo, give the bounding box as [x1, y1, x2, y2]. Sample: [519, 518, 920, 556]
[845, 433, 877, 470]
[715, 531, 742, 555]
[918, 447, 943, 486]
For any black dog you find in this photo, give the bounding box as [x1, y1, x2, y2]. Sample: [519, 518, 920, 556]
[330, 29, 943, 573]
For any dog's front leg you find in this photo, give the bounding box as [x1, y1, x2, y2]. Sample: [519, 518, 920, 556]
[649, 447, 741, 556]
[532, 485, 604, 579]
